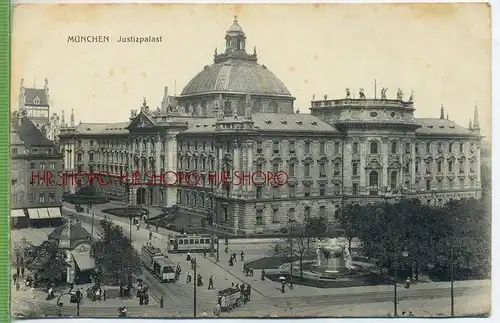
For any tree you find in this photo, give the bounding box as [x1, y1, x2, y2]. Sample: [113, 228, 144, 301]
[334, 203, 365, 252]
[269, 223, 310, 280]
[304, 215, 329, 253]
[92, 219, 142, 287]
[24, 241, 69, 285]
[12, 237, 33, 268]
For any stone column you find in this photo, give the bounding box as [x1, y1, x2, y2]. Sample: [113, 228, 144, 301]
[411, 139, 416, 189]
[343, 139, 353, 194]
[155, 135, 161, 186]
[476, 144, 481, 188]
[359, 137, 367, 193]
[165, 134, 177, 207]
[381, 137, 389, 189]
[232, 139, 241, 196]
[247, 141, 254, 194]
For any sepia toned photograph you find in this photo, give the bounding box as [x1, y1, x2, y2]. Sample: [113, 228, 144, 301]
[9, 3, 491, 319]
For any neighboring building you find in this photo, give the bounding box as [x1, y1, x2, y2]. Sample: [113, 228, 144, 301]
[17, 78, 64, 142]
[11, 110, 64, 228]
[58, 18, 483, 236]
[47, 220, 95, 284]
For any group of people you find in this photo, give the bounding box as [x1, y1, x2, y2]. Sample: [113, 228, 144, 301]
[228, 251, 244, 267]
[230, 282, 252, 303]
[86, 283, 105, 302]
[136, 281, 150, 305]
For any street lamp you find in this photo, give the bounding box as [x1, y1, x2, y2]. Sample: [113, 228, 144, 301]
[56, 288, 81, 317]
[393, 249, 409, 317]
[193, 257, 197, 318]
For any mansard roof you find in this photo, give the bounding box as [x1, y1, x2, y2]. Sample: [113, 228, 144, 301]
[415, 118, 476, 136]
[24, 88, 49, 106]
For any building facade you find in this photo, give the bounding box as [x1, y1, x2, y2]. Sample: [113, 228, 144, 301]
[11, 111, 64, 227]
[58, 18, 483, 236]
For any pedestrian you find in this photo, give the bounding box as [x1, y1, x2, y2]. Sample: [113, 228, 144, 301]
[281, 282, 285, 294]
[229, 258, 234, 266]
[208, 275, 214, 290]
[235, 283, 239, 289]
[240, 251, 244, 262]
[231, 282, 235, 287]
[197, 274, 203, 287]
[12, 273, 18, 284]
[187, 252, 192, 261]
[261, 269, 266, 281]
[246, 285, 251, 302]
[149, 231, 153, 240]
[136, 223, 140, 230]
[160, 295, 164, 308]
[215, 302, 221, 316]
[225, 237, 228, 246]
[103, 289, 106, 301]
[240, 283, 245, 294]
[233, 252, 237, 262]
[145, 292, 149, 305]
[186, 272, 192, 283]
[16, 267, 20, 277]
[21, 267, 25, 277]
[16, 282, 20, 291]
[204, 248, 207, 258]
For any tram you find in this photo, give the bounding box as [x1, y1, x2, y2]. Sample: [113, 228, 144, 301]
[167, 233, 217, 253]
[140, 243, 176, 282]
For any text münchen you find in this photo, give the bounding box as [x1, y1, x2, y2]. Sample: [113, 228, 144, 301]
[67, 35, 110, 43]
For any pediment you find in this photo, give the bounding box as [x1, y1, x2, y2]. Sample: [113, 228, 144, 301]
[127, 112, 156, 130]
[365, 159, 382, 170]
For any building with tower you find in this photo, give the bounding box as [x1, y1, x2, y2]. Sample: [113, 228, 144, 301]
[58, 17, 483, 236]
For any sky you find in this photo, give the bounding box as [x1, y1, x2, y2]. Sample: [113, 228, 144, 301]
[11, 3, 492, 139]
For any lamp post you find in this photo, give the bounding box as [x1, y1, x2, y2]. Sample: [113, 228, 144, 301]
[393, 249, 409, 317]
[451, 246, 455, 316]
[193, 257, 197, 318]
[56, 288, 81, 317]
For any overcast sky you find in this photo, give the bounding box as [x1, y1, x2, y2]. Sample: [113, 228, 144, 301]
[11, 3, 491, 139]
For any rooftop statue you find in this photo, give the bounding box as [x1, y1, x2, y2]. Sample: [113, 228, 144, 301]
[397, 88, 404, 100]
[359, 88, 365, 99]
[130, 109, 137, 118]
[381, 87, 388, 99]
[345, 88, 351, 99]
[409, 91, 414, 102]
[312, 94, 315, 100]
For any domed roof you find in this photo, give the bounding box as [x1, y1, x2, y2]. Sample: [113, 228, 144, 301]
[181, 59, 292, 97]
[227, 18, 243, 33]
[48, 221, 92, 249]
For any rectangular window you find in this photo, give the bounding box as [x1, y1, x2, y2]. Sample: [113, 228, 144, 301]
[273, 186, 280, 199]
[29, 193, 35, 202]
[426, 180, 431, 191]
[415, 144, 419, 155]
[448, 160, 454, 172]
[289, 141, 295, 154]
[288, 185, 296, 198]
[353, 163, 358, 176]
[50, 162, 56, 170]
[437, 161, 442, 173]
[320, 142, 326, 154]
[405, 143, 411, 153]
[448, 143, 453, 153]
[426, 143, 431, 154]
[256, 142, 263, 154]
[89, 153, 94, 162]
[319, 184, 326, 196]
[304, 185, 311, 197]
[273, 209, 279, 223]
[334, 163, 341, 176]
[305, 142, 311, 154]
[334, 183, 341, 195]
[77, 153, 82, 162]
[304, 164, 310, 177]
[288, 164, 295, 177]
[319, 206, 326, 218]
[256, 186, 262, 199]
[39, 193, 46, 203]
[437, 180, 443, 190]
[273, 141, 280, 154]
[352, 183, 359, 195]
[459, 162, 464, 173]
[415, 162, 420, 173]
[352, 142, 358, 154]
[319, 163, 326, 177]
[459, 143, 464, 153]
[304, 207, 311, 220]
[334, 142, 340, 154]
[449, 179, 454, 189]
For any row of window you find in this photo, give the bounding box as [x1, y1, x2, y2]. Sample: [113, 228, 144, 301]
[415, 160, 474, 174]
[255, 206, 333, 225]
[12, 192, 56, 203]
[28, 162, 57, 170]
[12, 148, 53, 155]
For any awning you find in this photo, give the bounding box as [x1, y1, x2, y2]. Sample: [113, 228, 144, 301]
[47, 207, 62, 218]
[71, 250, 95, 271]
[37, 208, 51, 219]
[27, 209, 40, 220]
[11, 209, 25, 218]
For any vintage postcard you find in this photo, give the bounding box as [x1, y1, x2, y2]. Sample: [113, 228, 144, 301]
[9, 3, 491, 319]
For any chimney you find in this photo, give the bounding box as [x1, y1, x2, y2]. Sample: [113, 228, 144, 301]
[440, 104, 445, 120]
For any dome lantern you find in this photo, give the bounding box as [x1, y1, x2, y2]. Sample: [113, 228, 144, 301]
[225, 16, 246, 54]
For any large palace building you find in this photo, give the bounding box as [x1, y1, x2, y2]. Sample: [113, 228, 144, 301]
[58, 17, 483, 235]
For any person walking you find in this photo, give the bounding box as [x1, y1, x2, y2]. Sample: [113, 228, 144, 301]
[246, 285, 251, 302]
[208, 275, 214, 290]
[160, 296, 164, 308]
[240, 251, 244, 262]
[186, 272, 192, 283]
[149, 230, 153, 240]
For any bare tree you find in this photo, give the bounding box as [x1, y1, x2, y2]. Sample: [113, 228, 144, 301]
[269, 223, 310, 280]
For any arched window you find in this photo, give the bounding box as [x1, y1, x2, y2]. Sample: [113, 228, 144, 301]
[236, 100, 245, 116]
[253, 100, 262, 113]
[390, 171, 398, 190]
[391, 141, 397, 154]
[369, 171, 379, 188]
[268, 101, 278, 113]
[201, 100, 207, 117]
[370, 141, 379, 154]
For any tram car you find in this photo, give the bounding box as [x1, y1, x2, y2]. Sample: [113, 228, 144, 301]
[140, 243, 176, 282]
[167, 234, 217, 253]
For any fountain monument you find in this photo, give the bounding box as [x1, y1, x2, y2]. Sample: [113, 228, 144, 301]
[316, 238, 353, 273]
